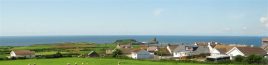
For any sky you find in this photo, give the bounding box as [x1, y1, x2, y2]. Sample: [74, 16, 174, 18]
[0, 0, 268, 36]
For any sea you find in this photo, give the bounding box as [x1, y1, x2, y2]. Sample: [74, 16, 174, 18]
[0, 35, 265, 46]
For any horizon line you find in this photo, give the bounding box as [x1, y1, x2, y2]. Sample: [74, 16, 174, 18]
[0, 35, 267, 37]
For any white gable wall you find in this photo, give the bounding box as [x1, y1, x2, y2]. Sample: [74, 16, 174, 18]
[226, 47, 244, 60]
[166, 46, 172, 54]
[10, 51, 36, 58]
[10, 51, 16, 57]
[226, 47, 245, 56]
[131, 53, 138, 59]
[210, 48, 221, 56]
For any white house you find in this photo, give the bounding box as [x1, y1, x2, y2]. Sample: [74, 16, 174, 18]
[131, 50, 153, 59]
[10, 50, 35, 58]
[226, 47, 267, 59]
[173, 45, 193, 58]
[210, 48, 221, 56]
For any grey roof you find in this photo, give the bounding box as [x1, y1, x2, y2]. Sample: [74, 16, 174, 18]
[173, 45, 193, 52]
[173, 45, 186, 52]
[192, 46, 210, 55]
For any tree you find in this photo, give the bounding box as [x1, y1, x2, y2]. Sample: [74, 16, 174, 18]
[234, 55, 244, 62]
[261, 58, 268, 64]
[245, 54, 263, 64]
[112, 49, 122, 58]
[53, 51, 63, 58]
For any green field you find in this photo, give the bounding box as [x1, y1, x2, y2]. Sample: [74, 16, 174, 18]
[0, 58, 242, 65]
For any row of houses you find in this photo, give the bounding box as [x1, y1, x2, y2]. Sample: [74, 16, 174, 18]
[116, 39, 268, 61]
[8, 38, 268, 61]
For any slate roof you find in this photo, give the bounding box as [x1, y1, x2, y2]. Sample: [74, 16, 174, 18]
[236, 47, 267, 56]
[132, 50, 151, 55]
[192, 46, 210, 55]
[157, 47, 171, 56]
[85, 51, 99, 57]
[173, 45, 193, 52]
[167, 45, 179, 52]
[194, 42, 218, 48]
[173, 45, 186, 52]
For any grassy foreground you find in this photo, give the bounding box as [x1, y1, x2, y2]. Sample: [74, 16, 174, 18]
[0, 58, 238, 65]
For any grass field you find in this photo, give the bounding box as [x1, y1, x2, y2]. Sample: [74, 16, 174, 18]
[0, 58, 247, 65]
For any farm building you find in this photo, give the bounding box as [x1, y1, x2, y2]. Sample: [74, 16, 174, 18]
[10, 50, 35, 58]
[87, 51, 99, 57]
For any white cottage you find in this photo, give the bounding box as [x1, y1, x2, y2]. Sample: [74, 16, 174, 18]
[172, 45, 193, 57]
[10, 50, 35, 58]
[131, 50, 153, 59]
[226, 47, 266, 59]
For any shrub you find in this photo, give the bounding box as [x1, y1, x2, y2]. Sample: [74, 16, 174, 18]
[0, 57, 9, 60]
[62, 53, 80, 57]
[261, 58, 268, 64]
[216, 60, 232, 64]
[245, 54, 263, 64]
[17, 57, 26, 59]
[10, 57, 16, 60]
[112, 49, 122, 58]
[53, 51, 63, 58]
[234, 55, 244, 62]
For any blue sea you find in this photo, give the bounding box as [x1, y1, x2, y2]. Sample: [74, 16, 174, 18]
[0, 35, 265, 46]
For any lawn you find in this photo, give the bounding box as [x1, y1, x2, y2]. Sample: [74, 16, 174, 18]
[0, 58, 245, 65]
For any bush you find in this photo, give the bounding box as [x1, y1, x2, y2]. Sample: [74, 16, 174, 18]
[10, 57, 16, 60]
[0, 57, 9, 60]
[53, 51, 63, 58]
[112, 49, 122, 58]
[38, 51, 68, 58]
[16, 57, 26, 59]
[245, 54, 263, 64]
[261, 58, 268, 64]
[216, 60, 232, 64]
[62, 53, 80, 57]
[234, 55, 244, 62]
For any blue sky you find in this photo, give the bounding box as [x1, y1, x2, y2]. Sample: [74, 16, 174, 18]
[0, 0, 268, 36]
